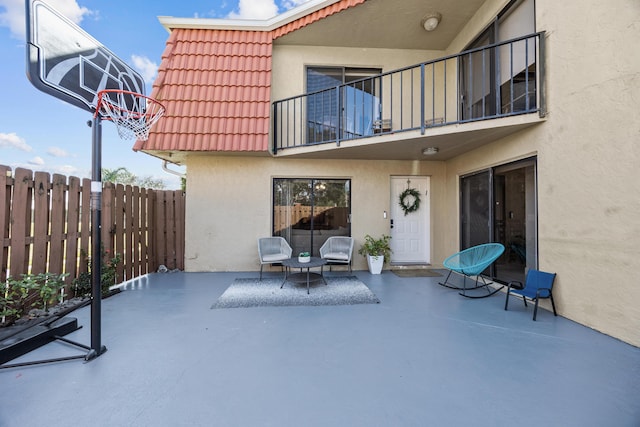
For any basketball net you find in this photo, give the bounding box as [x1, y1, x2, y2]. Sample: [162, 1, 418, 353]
[95, 90, 165, 141]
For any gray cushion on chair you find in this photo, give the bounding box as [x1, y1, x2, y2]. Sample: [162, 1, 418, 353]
[323, 252, 350, 261]
[262, 253, 290, 262]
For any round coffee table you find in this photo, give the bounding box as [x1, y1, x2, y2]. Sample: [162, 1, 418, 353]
[281, 257, 327, 294]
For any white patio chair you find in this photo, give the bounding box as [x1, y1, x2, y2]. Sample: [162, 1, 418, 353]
[319, 236, 354, 272]
[258, 237, 292, 280]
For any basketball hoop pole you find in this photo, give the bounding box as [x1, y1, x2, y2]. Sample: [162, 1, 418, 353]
[87, 115, 107, 361]
[84, 91, 162, 361]
[25, 0, 165, 366]
[0, 116, 108, 368]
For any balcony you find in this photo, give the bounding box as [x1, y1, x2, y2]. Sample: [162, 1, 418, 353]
[273, 33, 546, 160]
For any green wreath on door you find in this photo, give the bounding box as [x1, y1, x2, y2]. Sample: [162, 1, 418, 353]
[399, 188, 421, 216]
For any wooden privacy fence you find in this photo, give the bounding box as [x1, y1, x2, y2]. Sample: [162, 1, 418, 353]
[0, 165, 185, 290]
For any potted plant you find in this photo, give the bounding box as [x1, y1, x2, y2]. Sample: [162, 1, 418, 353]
[298, 251, 311, 263]
[358, 234, 392, 274]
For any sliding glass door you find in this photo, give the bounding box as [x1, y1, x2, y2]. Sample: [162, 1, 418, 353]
[459, 28, 496, 121]
[460, 157, 537, 283]
[306, 67, 381, 143]
[273, 178, 351, 257]
[459, 0, 536, 119]
[461, 170, 492, 248]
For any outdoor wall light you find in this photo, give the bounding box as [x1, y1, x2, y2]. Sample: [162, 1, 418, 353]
[421, 13, 441, 32]
[422, 147, 439, 155]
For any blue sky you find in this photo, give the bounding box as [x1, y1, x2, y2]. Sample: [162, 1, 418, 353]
[0, 0, 309, 189]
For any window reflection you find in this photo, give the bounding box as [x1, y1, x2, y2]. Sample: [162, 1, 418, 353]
[273, 178, 351, 257]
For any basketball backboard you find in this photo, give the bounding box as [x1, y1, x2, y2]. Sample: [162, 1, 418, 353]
[26, 0, 145, 114]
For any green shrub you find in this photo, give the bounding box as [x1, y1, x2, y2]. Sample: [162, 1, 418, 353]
[73, 247, 122, 297]
[358, 234, 392, 260]
[4, 272, 68, 316]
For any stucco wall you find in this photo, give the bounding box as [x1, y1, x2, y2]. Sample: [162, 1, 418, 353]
[441, 0, 640, 346]
[184, 155, 447, 273]
[537, 0, 640, 346]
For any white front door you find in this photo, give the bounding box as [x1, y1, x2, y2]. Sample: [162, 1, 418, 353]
[390, 176, 430, 264]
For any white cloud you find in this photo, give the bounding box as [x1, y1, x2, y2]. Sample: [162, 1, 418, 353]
[47, 146, 70, 158]
[56, 164, 80, 175]
[227, 0, 279, 19]
[226, 0, 312, 20]
[11, 161, 83, 176]
[0, 0, 91, 39]
[0, 0, 27, 38]
[281, 0, 311, 9]
[131, 55, 159, 84]
[28, 156, 45, 166]
[0, 132, 32, 151]
[47, 0, 90, 23]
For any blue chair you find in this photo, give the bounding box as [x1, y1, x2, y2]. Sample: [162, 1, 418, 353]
[504, 269, 557, 321]
[439, 243, 505, 298]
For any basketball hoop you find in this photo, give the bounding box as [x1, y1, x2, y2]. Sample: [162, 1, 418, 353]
[95, 90, 165, 141]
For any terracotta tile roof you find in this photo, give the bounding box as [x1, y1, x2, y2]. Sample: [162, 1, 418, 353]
[134, 29, 272, 153]
[134, 0, 365, 154]
[272, 0, 365, 39]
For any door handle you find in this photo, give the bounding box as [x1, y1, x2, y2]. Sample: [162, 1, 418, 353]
[390, 219, 394, 229]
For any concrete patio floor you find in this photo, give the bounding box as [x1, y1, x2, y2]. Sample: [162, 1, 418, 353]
[1, 270, 639, 426]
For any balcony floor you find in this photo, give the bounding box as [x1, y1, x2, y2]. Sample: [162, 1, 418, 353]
[1, 271, 639, 426]
[275, 113, 545, 161]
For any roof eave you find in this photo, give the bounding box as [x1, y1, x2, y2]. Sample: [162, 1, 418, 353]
[158, 0, 343, 32]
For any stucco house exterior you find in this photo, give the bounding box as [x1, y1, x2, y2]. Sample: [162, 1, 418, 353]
[133, 0, 640, 347]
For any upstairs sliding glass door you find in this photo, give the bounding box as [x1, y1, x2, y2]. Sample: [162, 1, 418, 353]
[306, 67, 381, 144]
[459, 0, 536, 120]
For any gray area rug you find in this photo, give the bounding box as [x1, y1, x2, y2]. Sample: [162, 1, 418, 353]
[211, 276, 380, 309]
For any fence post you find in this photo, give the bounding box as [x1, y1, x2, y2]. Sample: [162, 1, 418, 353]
[65, 176, 81, 286]
[139, 187, 149, 275]
[149, 189, 158, 273]
[80, 178, 91, 276]
[49, 174, 67, 275]
[114, 183, 125, 283]
[124, 185, 133, 281]
[0, 165, 10, 283]
[132, 185, 140, 279]
[10, 168, 32, 278]
[32, 171, 50, 275]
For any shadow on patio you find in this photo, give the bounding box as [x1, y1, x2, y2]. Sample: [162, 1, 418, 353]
[1, 270, 639, 426]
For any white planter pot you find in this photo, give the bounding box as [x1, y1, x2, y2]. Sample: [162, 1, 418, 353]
[298, 256, 310, 263]
[367, 255, 384, 274]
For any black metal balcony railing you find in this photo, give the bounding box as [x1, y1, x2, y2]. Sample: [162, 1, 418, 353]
[273, 32, 545, 153]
